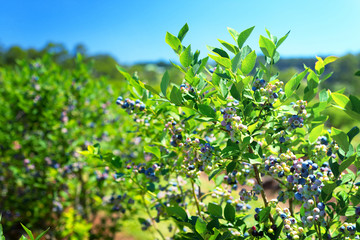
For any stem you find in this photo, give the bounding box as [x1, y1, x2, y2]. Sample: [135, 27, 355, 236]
[141, 193, 166, 240]
[318, 222, 322, 239]
[289, 197, 294, 217]
[253, 163, 275, 225]
[191, 180, 202, 218]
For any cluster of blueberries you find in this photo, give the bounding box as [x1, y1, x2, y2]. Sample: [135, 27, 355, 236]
[210, 187, 251, 213]
[106, 193, 134, 213]
[137, 163, 160, 182]
[220, 107, 247, 142]
[94, 167, 110, 181]
[276, 208, 304, 239]
[314, 136, 339, 159]
[164, 120, 184, 147]
[252, 78, 284, 104]
[340, 222, 357, 237]
[284, 100, 308, 131]
[180, 83, 195, 94]
[116, 96, 146, 113]
[199, 142, 214, 163]
[140, 219, 152, 231]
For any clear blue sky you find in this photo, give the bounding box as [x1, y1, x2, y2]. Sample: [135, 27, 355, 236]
[1, 0, 359, 64]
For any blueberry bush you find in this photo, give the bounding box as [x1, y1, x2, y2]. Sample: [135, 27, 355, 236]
[83, 24, 360, 239]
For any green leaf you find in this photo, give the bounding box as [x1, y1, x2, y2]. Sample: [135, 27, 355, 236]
[218, 39, 238, 54]
[332, 92, 352, 109]
[219, 79, 228, 98]
[170, 86, 183, 105]
[207, 46, 229, 58]
[196, 57, 208, 74]
[195, 217, 207, 234]
[321, 180, 342, 202]
[180, 45, 192, 68]
[178, 23, 189, 42]
[224, 204, 235, 223]
[35, 227, 50, 240]
[329, 158, 340, 179]
[319, 89, 330, 102]
[331, 127, 350, 152]
[144, 84, 160, 96]
[21, 223, 35, 240]
[355, 70, 360, 76]
[349, 95, 360, 114]
[324, 56, 338, 65]
[208, 54, 231, 69]
[144, 145, 161, 159]
[243, 153, 262, 164]
[258, 207, 271, 223]
[167, 206, 188, 221]
[315, 57, 325, 75]
[165, 32, 182, 53]
[241, 50, 256, 75]
[227, 27, 239, 43]
[339, 155, 356, 173]
[345, 206, 355, 216]
[237, 26, 255, 49]
[231, 52, 241, 73]
[208, 203, 222, 218]
[259, 35, 276, 58]
[198, 104, 216, 119]
[309, 124, 324, 143]
[208, 168, 222, 181]
[160, 71, 170, 97]
[284, 70, 308, 98]
[230, 83, 241, 101]
[276, 30, 290, 48]
[348, 126, 360, 143]
[226, 161, 237, 173]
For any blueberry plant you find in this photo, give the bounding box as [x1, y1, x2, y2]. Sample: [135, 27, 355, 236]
[0, 55, 137, 239]
[83, 24, 360, 239]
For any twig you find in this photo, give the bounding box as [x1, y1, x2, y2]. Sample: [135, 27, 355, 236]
[141, 194, 166, 240]
[253, 164, 275, 225]
[191, 180, 202, 219]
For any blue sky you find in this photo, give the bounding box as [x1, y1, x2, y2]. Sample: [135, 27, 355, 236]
[1, 0, 360, 64]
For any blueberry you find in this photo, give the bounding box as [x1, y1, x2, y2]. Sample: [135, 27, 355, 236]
[252, 86, 257, 91]
[287, 175, 294, 183]
[188, 165, 195, 170]
[278, 171, 285, 178]
[280, 213, 287, 219]
[255, 208, 261, 213]
[302, 162, 309, 170]
[295, 192, 303, 201]
[298, 178, 306, 185]
[309, 175, 316, 182]
[322, 162, 329, 168]
[326, 150, 332, 156]
[317, 202, 325, 210]
[279, 137, 285, 143]
[139, 104, 145, 111]
[312, 163, 318, 170]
